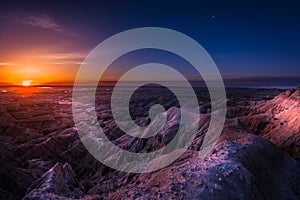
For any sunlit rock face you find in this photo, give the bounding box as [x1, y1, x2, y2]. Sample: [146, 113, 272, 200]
[228, 87, 300, 161]
[106, 118, 300, 200]
[1, 87, 300, 199]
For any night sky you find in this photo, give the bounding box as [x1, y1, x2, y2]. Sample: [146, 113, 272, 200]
[0, 0, 299, 87]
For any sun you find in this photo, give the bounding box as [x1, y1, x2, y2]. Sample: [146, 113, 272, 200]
[22, 80, 32, 86]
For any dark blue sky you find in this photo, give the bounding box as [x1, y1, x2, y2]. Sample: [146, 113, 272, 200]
[1, 0, 300, 86]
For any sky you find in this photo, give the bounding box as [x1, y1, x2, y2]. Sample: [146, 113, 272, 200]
[0, 0, 300, 87]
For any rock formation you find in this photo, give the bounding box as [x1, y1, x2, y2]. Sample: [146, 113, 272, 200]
[0, 87, 299, 199]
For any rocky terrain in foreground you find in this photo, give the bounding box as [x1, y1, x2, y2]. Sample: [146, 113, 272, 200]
[0, 86, 300, 199]
[228, 88, 300, 161]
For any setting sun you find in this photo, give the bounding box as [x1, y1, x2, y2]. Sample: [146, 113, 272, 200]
[22, 80, 32, 86]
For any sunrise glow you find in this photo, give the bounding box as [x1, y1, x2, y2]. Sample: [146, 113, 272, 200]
[0, 2, 299, 87]
[22, 80, 32, 87]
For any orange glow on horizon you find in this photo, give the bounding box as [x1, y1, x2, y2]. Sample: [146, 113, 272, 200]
[0, 63, 79, 86]
[22, 80, 32, 86]
[0, 16, 88, 86]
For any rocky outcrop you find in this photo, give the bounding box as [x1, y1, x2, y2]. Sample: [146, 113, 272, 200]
[106, 119, 300, 199]
[1, 87, 300, 199]
[23, 162, 100, 200]
[228, 87, 300, 161]
[24, 162, 76, 196]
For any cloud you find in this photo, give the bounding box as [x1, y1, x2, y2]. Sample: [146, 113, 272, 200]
[0, 62, 20, 66]
[37, 52, 88, 65]
[0, 12, 71, 34]
[23, 14, 63, 32]
[0, 62, 10, 66]
[0, 50, 88, 69]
